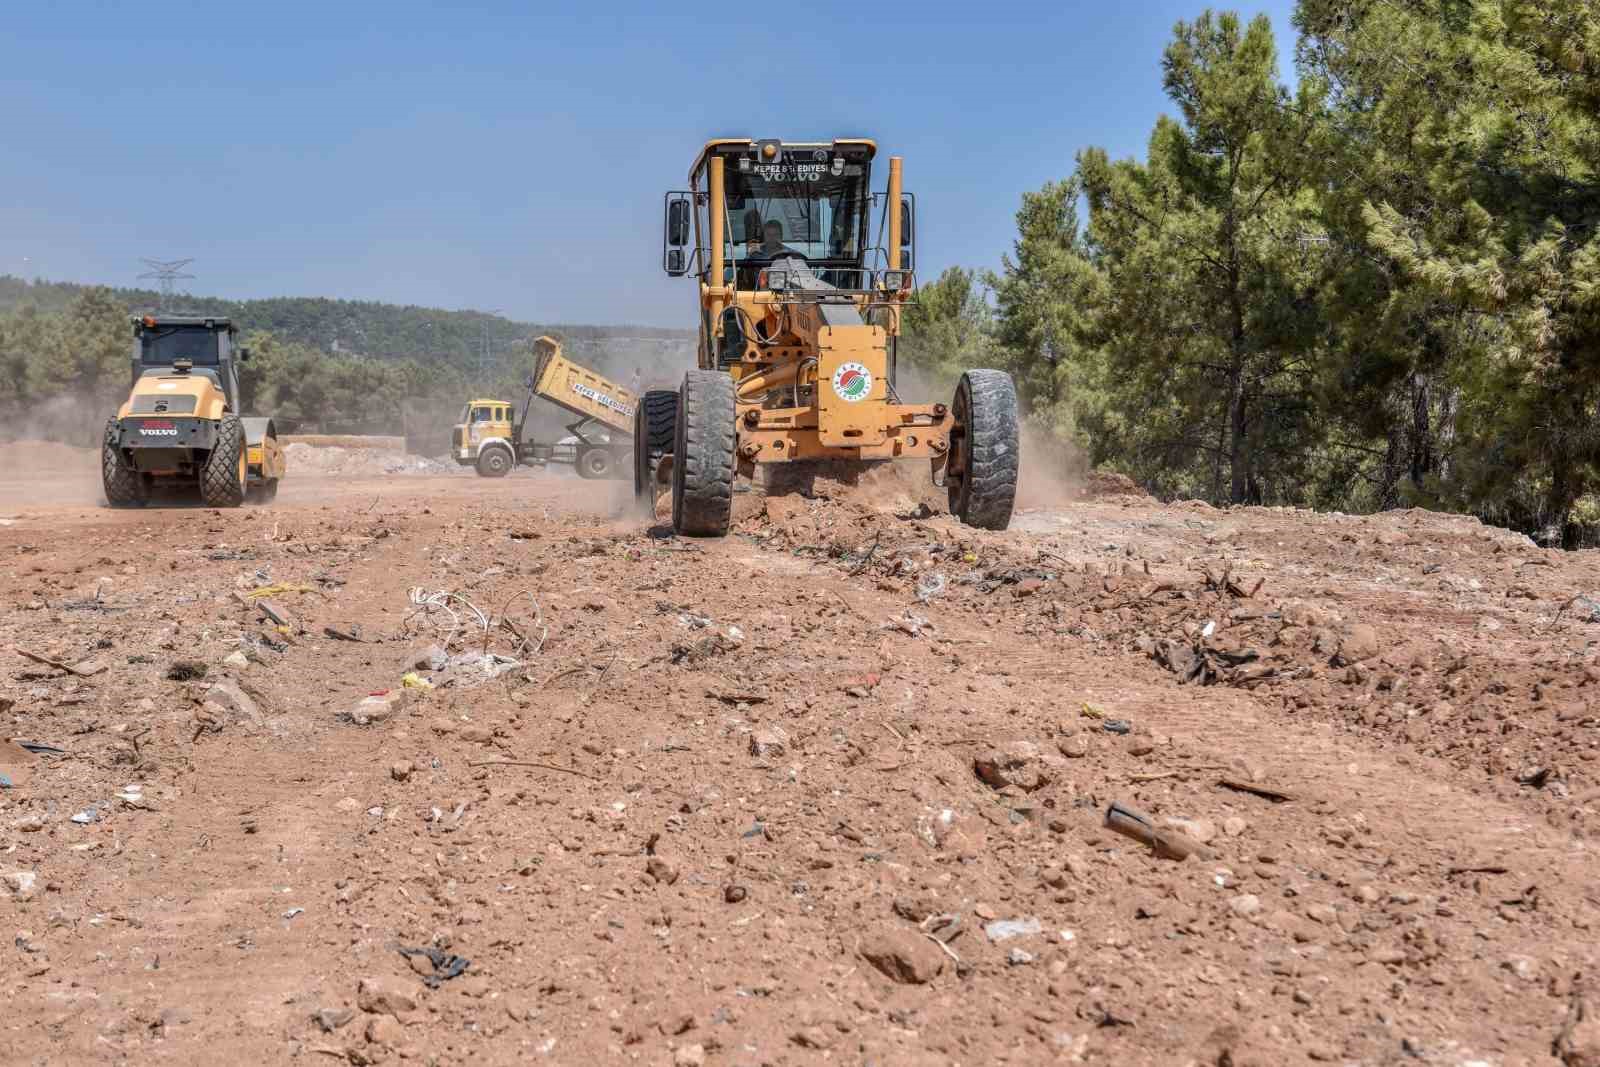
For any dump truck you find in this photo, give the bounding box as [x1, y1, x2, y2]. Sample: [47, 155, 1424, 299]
[451, 335, 637, 479]
[103, 315, 285, 507]
[646, 137, 1019, 535]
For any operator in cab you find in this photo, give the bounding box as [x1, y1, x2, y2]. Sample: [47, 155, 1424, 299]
[756, 219, 800, 259]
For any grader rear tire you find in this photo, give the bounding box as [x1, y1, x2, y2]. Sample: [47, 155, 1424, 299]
[948, 369, 1019, 531]
[634, 388, 678, 518]
[101, 418, 144, 508]
[200, 414, 247, 508]
[671, 371, 735, 537]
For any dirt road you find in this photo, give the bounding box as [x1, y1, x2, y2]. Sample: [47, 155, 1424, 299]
[2, 453, 1598, 1065]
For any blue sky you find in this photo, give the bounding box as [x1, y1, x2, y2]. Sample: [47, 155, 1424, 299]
[2, 0, 1298, 328]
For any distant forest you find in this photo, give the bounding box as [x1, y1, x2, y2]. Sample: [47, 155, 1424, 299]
[0, 276, 693, 447]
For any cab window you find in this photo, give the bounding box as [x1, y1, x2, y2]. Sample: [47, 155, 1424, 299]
[472, 407, 494, 423]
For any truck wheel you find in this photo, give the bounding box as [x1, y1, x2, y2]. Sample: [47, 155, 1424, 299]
[948, 369, 1019, 531]
[672, 371, 735, 536]
[200, 414, 247, 507]
[576, 447, 613, 480]
[634, 388, 678, 516]
[476, 446, 512, 478]
[101, 418, 145, 508]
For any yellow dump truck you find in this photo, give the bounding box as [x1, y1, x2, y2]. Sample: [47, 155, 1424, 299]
[452, 336, 637, 478]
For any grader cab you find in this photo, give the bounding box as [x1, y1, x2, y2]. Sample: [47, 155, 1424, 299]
[640, 137, 1019, 535]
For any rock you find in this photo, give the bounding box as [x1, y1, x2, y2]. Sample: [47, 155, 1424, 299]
[673, 1044, 706, 1067]
[1336, 624, 1380, 665]
[791, 1026, 835, 1050]
[723, 884, 747, 904]
[205, 680, 263, 725]
[365, 1014, 407, 1049]
[1228, 893, 1263, 918]
[1012, 578, 1044, 598]
[1304, 903, 1339, 925]
[1162, 817, 1217, 844]
[255, 597, 298, 629]
[984, 917, 1043, 942]
[222, 651, 249, 669]
[892, 893, 943, 922]
[1222, 816, 1248, 837]
[390, 762, 412, 783]
[1557, 990, 1600, 1067]
[356, 976, 416, 1018]
[315, 1007, 355, 1032]
[4, 871, 38, 901]
[646, 856, 680, 886]
[859, 926, 946, 985]
[1007, 947, 1035, 966]
[458, 725, 493, 745]
[350, 690, 410, 726]
[974, 740, 1058, 792]
[749, 726, 789, 758]
[13, 814, 46, 832]
[1200, 1022, 1278, 1067]
[1058, 735, 1090, 759]
[1127, 737, 1156, 757]
[335, 797, 362, 813]
[412, 645, 449, 671]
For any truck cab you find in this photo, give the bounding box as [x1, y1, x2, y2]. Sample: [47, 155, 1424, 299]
[453, 399, 518, 475]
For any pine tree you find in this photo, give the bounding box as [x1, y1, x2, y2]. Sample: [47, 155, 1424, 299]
[1074, 11, 1327, 503]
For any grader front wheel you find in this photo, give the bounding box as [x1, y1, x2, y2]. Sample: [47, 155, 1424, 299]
[671, 370, 735, 537]
[948, 369, 1019, 531]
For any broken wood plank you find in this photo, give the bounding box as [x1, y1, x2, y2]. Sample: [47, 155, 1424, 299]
[1216, 778, 1294, 803]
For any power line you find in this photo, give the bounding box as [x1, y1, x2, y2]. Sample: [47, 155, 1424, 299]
[137, 258, 195, 311]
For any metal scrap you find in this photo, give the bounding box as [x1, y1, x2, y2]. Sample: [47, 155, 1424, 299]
[396, 944, 471, 988]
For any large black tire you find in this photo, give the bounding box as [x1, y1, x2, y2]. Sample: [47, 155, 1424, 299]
[948, 370, 1019, 531]
[576, 446, 614, 480]
[671, 371, 736, 537]
[101, 418, 145, 508]
[476, 446, 513, 478]
[200, 414, 247, 508]
[634, 388, 678, 515]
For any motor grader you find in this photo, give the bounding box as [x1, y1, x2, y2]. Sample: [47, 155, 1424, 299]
[102, 315, 285, 507]
[642, 137, 1019, 535]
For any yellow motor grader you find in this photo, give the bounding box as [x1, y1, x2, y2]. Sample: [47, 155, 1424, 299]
[643, 137, 1018, 535]
[102, 315, 285, 507]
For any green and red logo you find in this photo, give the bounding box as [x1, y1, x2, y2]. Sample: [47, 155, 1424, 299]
[831, 362, 872, 403]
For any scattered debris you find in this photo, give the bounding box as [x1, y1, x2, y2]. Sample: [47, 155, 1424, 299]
[1104, 800, 1214, 861]
[1216, 778, 1294, 804]
[395, 944, 470, 988]
[165, 661, 208, 682]
[14, 648, 106, 678]
[984, 917, 1043, 942]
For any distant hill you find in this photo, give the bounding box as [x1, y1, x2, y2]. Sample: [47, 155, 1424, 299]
[0, 276, 694, 383]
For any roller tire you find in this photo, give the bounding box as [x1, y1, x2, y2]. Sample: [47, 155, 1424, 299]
[671, 371, 735, 537]
[948, 369, 1019, 531]
[101, 418, 145, 508]
[634, 388, 678, 515]
[249, 478, 280, 504]
[200, 414, 247, 508]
